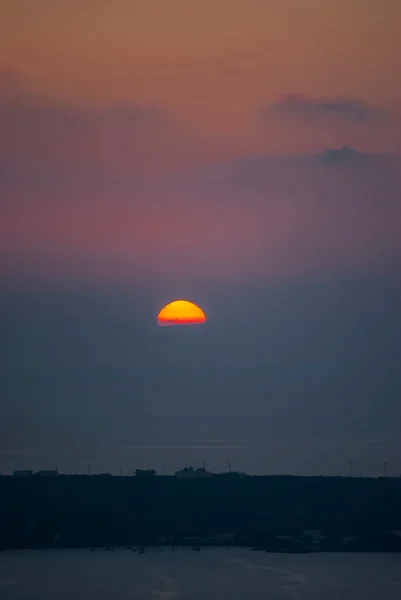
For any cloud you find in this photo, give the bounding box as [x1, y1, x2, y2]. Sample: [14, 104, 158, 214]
[0, 70, 400, 283]
[0, 99, 167, 158]
[0, 68, 178, 183]
[178, 146, 401, 277]
[261, 94, 386, 123]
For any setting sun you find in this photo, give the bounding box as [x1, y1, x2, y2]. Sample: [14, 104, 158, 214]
[157, 300, 206, 326]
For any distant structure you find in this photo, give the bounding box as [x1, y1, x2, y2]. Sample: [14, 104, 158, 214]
[216, 471, 248, 478]
[175, 467, 213, 479]
[35, 470, 59, 477]
[13, 470, 33, 477]
[135, 469, 156, 477]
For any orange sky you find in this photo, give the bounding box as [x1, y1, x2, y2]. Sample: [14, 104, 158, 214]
[1, 0, 400, 157]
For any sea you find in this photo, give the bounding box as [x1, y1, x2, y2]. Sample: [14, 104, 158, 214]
[1, 547, 401, 599]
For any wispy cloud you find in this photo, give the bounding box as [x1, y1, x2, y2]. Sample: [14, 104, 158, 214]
[0, 93, 167, 154]
[0, 68, 174, 183]
[126, 445, 244, 450]
[261, 94, 386, 123]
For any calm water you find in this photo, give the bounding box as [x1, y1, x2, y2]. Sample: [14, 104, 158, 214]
[1, 548, 401, 599]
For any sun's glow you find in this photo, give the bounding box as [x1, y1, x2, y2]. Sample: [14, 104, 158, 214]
[157, 300, 206, 326]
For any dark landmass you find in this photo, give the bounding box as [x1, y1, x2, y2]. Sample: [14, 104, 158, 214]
[1, 475, 401, 552]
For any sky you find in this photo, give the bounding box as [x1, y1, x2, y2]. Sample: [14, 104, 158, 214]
[1, 0, 401, 476]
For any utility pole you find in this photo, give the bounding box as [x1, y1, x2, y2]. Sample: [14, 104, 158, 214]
[384, 462, 388, 477]
[161, 464, 164, 476]
[88, 463, 91, 476]
[349, 460, 353, 478]
[119, 467, 122, 477]
[228, 460, 231, 473]
[202, 460, 206, 470]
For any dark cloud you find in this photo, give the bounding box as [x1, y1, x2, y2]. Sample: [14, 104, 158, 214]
[318, 145, 368, 164]
[198, 145, 401, 189]
[261, 94, 387, 123]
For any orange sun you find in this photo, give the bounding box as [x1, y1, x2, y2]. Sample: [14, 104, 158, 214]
[157, 300, 206, 326]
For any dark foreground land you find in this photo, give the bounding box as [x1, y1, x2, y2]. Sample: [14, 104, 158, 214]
[1, 475, 401, 551]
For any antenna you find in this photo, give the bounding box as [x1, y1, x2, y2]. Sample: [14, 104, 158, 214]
[349, 460, 353, 478]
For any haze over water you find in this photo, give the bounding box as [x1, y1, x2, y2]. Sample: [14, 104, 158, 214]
[1, 548, 401, 600]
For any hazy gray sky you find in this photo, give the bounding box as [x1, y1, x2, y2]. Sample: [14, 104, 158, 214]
[2, 268, 400, 476]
